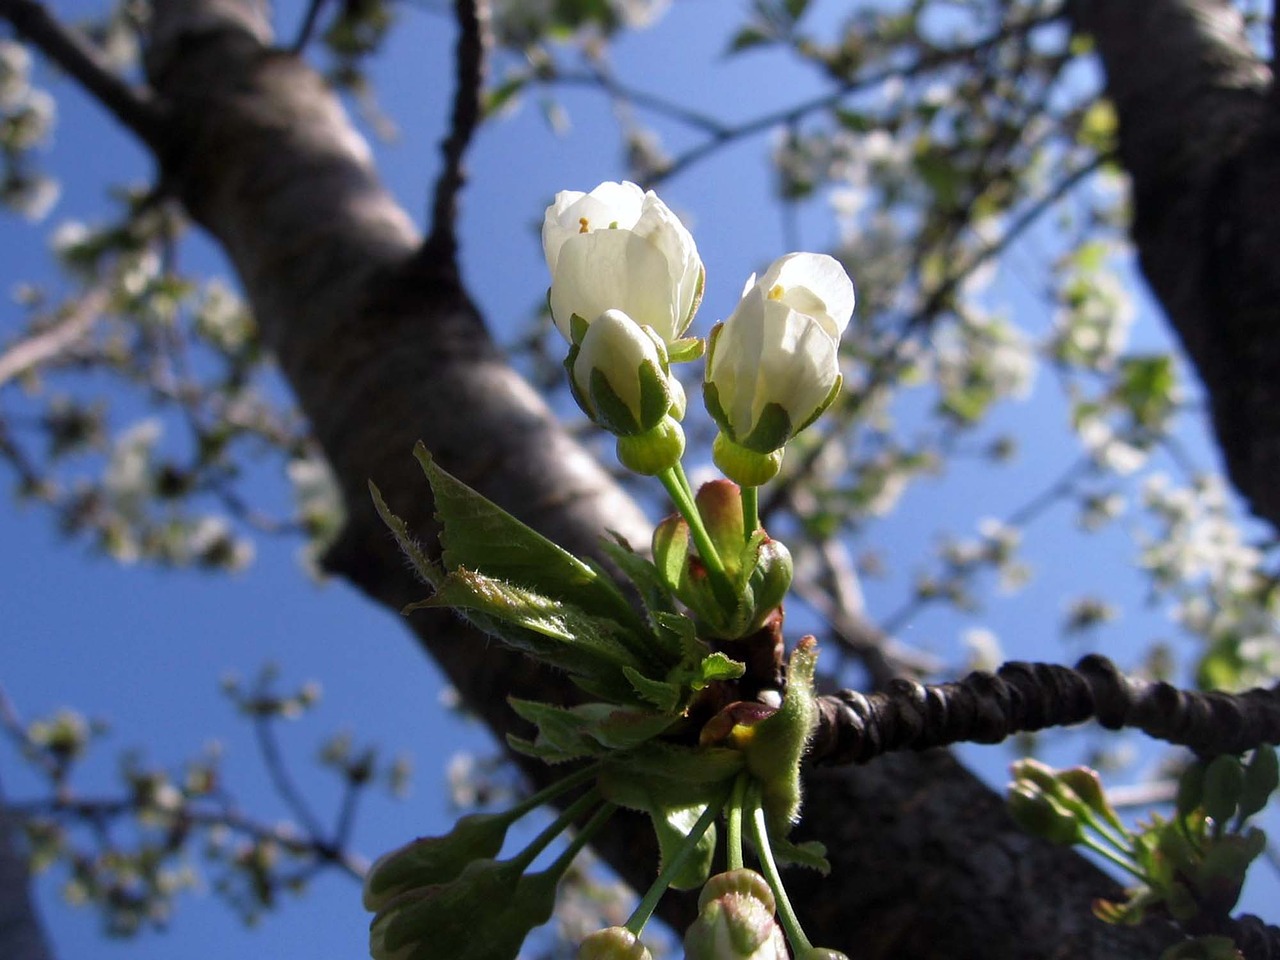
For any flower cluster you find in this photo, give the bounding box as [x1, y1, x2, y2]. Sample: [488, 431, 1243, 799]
[368, 181, 855, 960]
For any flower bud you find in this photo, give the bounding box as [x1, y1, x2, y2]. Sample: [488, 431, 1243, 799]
[703, 287, 841, 457]
[616, 416, 685, 475]
[568, 309, 676, 436]
[684, 869, 788, 960]
[577, 927, 654, 960]
[1006, 783, 1083, 846]
[747, 538, 792, 625]
[544, 181, 704, 345]
[362, 812, 513, 911]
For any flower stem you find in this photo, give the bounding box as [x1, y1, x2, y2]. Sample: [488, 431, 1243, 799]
[747, 783, 812, 955]
[544, 802, 617, 878]
[1080, 834, 1145, 882]
[741, 486, 759, 540]
[659, 465, 737, 609]
[726, 772, 748, 871]
[512, 787, 602, 872]
[507, 763, 601, 823]
[625, 787, 730, 936]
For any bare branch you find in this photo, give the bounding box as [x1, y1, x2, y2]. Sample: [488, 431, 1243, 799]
[0, 286, 110, 389]
[0, 0, 167, 149]
[420, 0, 489, 265]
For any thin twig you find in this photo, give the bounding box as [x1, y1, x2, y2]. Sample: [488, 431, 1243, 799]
[650, 7, 1065, 187]
[0, 286, 111, 388]
[421, 0, 489, 263]
[252, 716, 328, 842]
[0, 0, 167, 148]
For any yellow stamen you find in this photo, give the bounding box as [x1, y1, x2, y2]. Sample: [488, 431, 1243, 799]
[578, 217, 590, 234]
[767, 284, 785, 300]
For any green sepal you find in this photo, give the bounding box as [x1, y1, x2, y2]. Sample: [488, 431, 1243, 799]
[1057, 766, 1125, 836]
[680, 264, 706, 337]
[362, 811, 515, 911]
[740, 401, 794, 455]
[414, 444, 640, 628]
[794, 373, 843, 436]
[1008, 783, 1082, 845]
[667, 336, 706, 364]
[701, 375, 733, 439]
[570, 312, 590, 343]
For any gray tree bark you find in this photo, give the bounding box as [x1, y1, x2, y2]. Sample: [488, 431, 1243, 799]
[1069, 0, 1280, 528]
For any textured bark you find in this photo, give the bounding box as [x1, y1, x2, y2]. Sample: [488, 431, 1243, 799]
[1069, 0, 1280, 528]
[124, 1, 1190, 957]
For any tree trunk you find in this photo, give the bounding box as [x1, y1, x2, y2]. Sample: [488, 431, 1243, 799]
[1068, 0, 1280, 528]
[0, 776, 55, 960]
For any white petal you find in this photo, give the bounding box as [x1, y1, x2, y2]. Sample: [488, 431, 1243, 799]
[757, 252, 855, 340]
[549, 230, 681, 342]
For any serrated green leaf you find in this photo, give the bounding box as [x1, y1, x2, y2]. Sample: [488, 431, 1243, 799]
[369, 480, 442, 588]
[596, 773, 718, 891]
[507, 699, 606, 761]
[623, 666, 683, 712]
[696, 652, 746, 686]
[416, 569, 643, 702]
[414, 444, 639, 627]
[770, 835, 830, 873]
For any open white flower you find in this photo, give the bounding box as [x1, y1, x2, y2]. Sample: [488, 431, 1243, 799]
[543, 181, 703, 345]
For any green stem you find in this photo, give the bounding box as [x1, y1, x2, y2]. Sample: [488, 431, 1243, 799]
[507, 763, 601, 823]
[625, 787, 730, 936]
[1080, 834, 1146, 882]
[726, 772, 748, 871]
[747, 783, 811, 955]
[741, 485, 759, 540]
[659, 466, 737, 608]
[511, 787, 602, 872]
[1079, 808, 1133, 856]
[544, 802, 617, 879]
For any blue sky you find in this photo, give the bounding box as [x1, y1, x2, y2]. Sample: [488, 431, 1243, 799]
[2, 1, 1277, 958]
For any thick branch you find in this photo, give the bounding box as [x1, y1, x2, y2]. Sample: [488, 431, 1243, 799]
[810, 655, 1280, 766]
[0, 0, 167, 149]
